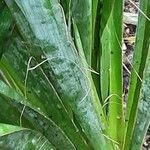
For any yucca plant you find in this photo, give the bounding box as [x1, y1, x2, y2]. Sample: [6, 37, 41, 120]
[0, 0, 150, 149]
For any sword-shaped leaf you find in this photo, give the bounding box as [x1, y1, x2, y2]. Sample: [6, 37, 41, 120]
[3, 0, 109, 149]
[0, 123, 56, 150]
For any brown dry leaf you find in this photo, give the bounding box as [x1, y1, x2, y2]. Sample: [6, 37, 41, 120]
[124, 36, 135, 45]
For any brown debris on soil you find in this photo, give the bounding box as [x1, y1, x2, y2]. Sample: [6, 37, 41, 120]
[124, 0, 139, 13]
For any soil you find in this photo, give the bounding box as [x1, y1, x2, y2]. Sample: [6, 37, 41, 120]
[123, 0, 150, 149]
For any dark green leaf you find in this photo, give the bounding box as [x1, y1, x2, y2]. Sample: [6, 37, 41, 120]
[125, 1, 150, 149]
[71, 0, 92, 65]
[130, 56, 150, 149]
[0, 83, 76, 149]
[0, 36, 89, 149]
[3, 0, 109, 149]
[0, 123, 56, 150]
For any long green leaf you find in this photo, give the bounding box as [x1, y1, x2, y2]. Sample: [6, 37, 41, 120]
[0, 3, 13, 58]
[100, 0, 115, 35]
[92, 0, 98, 39]
[131, 55, 150, 149]
[0, 123, 56, 150]
[99, 0, 117, 104]
[0, 82, 76, 149]
[0, 35, 89, 149]
[71, 0, 92, 65]
[91, 0, 101, 96]
[4, 0, 109, 149]
[100, 21, 110, 103]
[73, 19, 114, 150]
[101, 0, 124, 148]
[125, 0, 150, 149]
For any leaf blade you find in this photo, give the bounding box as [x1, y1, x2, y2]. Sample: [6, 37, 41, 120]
[0, 123, 56, 150]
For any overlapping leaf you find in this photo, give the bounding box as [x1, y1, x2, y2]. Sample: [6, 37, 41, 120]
[1, 0, 110, 149]
[131, 55, 150, 149]
[125, 1, 150, 149]
[0, 123, 55, 150]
